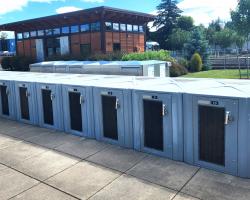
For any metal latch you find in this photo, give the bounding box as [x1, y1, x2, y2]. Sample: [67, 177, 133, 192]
[50, 94, 55, 101]
[115, 98, 120, 110]
[80, 95, 84, 104]
[25, 90, 30, 98]
[225, 111, 233, 125]
[162, 104, 167, 116]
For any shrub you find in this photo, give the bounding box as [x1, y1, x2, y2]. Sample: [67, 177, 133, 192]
[189, 53, 202, 72]
[1, 56, 34, 71]
[122, 50, 175, 62]
[170, 62, 188, 77]
[88, 52, 125, 61]
[178, 58, 189, 70]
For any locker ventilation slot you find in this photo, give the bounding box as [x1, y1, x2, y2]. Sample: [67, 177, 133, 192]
[42, 89, 54, 125]
[69, 92, 82, 132]
[0, 85, 9, 116]
[101, 95, 118, 140]
[19, 87, 30, 120]
[199, 105, 225, 166]
[143, 99, 163, 151]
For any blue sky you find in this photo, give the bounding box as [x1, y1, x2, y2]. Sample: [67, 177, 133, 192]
[0, 0, 238, 27]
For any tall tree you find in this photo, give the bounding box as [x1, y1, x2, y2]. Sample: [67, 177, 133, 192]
[167, 28, 191, 50]
[153, 0, 183, 49]
[177, 16, 194, 31]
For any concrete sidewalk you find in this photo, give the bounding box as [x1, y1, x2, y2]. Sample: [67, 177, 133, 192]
[0, 119, 249, 200]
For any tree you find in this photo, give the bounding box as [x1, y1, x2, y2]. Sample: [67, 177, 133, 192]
[177, 16, 194, 31]
[214, 28, 235, 50]
[231, 0, 250, 43]
[167, 28, 191, 50]
[153, 0, 183, 49]
[0, 32, 8, 40]
[184, 26, 209, 68]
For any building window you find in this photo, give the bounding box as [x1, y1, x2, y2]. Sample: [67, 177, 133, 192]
[80, 44, 91, 56]
[71, 25, 79, 33]
[80, 24, 90, 32]
[91, 22, 100, 31]
[120, 24, 126, 32]
[62, 26, 70, 34]
[105, 22, 112, 31]
[127, 24, 133, 32]
[30, 31, 37, 37]
[133, 25, 139, 32]
[113, 23, 119, 31]
[45, 29, 53, 36]
[37, 30, 44, 36]
[46, 37, 61, 57]
[23, 32, 30, 39]
[17, 33, 23, 40]
[113, 43, 121, 51]
[53, 28, 60, 35]
[139, 25, 144, 33]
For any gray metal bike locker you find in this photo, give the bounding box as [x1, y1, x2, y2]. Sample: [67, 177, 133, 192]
[184, 94, 239, 176]
[93, 87, 133, 148]
[62, 85, 94, 138]
[133, 90, 183, 161]
[0, 80, 16, 120]
[36, 83, 63, 130]
[15, 81, 38, 125]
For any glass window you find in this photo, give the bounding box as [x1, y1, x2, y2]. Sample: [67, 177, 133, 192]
[30, 31, 37, 37]
[113, 23, 119, 31]
[91, 22, 100, 31]
[23, 32, 30, 39]
[71, 25, 79, 33]
[105, 22, 112, 31]
[133, 25, 139, 32]
[113, 43, 121, 51]
[62, 26, 70, 34]
[80, 24, 90, 32]
[45, 29, 53, 36]
[80, 44, 91, 56]
[127, 24, 132, 32]
[37, 30, 44, 36]
[53, 28, 60, 35]
[139, 25, 144, 33]
[17, 33, 23, 40]
[120, 24, 126, 31]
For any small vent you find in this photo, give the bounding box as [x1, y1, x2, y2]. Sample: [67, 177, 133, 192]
[143, 99, 163, 151]
[42, 89, 54, 125]
[69, 92, 82, 132]
[199, 105, 225, 166]
[0, 85, 9, 116]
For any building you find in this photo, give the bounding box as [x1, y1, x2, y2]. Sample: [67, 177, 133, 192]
[0, 39, 16, 53]
[0, 7, 154, 61]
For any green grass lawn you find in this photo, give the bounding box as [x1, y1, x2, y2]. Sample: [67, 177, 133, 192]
[182, 69, 250, 79]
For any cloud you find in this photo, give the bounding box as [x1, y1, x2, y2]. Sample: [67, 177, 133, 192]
[56, 6, 82, 14]
[0, 0, 64, 15]
[177, 0, 238, 26]
[82, 0, 104, 3]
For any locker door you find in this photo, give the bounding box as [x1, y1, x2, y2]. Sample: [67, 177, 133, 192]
[194, 97, 238, 175]
[69, 91, 82, 132]
[19, 87, 30, 120]
[42, 89, 54, 125]
[101, 95, 118, 140]
[143, 99, 163, 151]
[0, 85, 9, 116]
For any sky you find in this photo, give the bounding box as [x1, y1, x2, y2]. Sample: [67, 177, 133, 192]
[0, 0, 239, 36]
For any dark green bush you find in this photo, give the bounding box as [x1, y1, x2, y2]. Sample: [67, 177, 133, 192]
[122, 50, 175, 62]
[1, 56, 34, 71]
[178, 58, 189, 70]
[170, 62, 188, 77]
[189, 53, 202, 72]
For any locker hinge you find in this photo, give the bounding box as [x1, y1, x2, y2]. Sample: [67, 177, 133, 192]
[225, 111, 233, 125]
[80, 95, 84, 104]
[50, 94, 55, 101]
[162, 104, 167, 116]
[115, 98, 120, 110]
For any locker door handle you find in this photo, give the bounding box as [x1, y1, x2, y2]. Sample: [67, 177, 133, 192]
[115, 98, 120, 110]
[80, 95, 84, 104]
[50, 94, 55, 101]
[225, 111, 233, 125]
[25, 91, 30, 97]
[162, 104, 167, 116]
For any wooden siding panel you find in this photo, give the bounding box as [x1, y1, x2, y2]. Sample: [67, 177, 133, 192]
[23, 40, 31, 57]
[139, 34, 145, 52]
[30, 39, 37, 59]
[80, 33, 91, 44]
[17, 41, 24, 56]
[127, 33, 134, 53]
[113, 32, 120, 43]
[120, 33, 127, 52]
[133, 34, 139, 52]
[71, 34, 80, 57]
[91, 32, 101, 53]
[105, 32, 113, 52]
